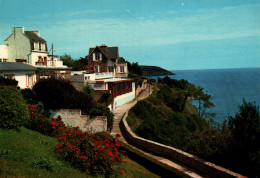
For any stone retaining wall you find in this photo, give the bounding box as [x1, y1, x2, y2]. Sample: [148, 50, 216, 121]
[51, 109, 107, 133]
[120, 112, 245, 178]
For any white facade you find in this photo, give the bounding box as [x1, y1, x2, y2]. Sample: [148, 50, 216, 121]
[0, 45, 8, 62]
[0, 71, 36, 89]
[4, 27, 67, 68]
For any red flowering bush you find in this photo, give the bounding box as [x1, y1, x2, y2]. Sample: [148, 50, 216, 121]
[27, 105, 127, 176]
[27, 105, 66, 136]
[55, 126, 127, 176]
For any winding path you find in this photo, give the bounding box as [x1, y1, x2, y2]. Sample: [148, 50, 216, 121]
[111, 85, 203, 178]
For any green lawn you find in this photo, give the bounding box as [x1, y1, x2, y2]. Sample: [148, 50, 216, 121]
[0, 127, 160, 177]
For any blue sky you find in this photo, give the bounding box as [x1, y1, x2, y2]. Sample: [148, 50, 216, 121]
[0, 0, 259, 70]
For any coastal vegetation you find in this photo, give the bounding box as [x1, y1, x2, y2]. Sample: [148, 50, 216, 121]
[140, 65, 174, 76]
[127, 76, 260, 177]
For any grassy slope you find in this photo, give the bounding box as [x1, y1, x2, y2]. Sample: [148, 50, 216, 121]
[0, 127, 159, 178]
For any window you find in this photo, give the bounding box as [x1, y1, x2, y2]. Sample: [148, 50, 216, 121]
[42, 43, 46, 51]
[93, 53, 96, 61]
[95, 65, 99, 73]
[108, 66, 114, 72]
[27, 74, 33, 87]
[38, 56, 42, 61]
[39, 42, 41, 51]
[120, 66, 124, 73]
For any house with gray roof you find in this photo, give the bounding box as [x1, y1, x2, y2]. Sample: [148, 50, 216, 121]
[3, 27, 71, 81]
[87, 44, 128, 78]
[0, 62, 37, 88]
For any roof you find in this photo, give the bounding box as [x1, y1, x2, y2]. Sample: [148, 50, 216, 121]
[89, 46, 119, 60]
[25, 31, 46, 43]
[117, 57, 127, 64]
[0, 62, 37, 71]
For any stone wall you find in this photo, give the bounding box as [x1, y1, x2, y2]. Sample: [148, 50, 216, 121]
[51, 109, 107, 133]
[120, 112, 245, 178]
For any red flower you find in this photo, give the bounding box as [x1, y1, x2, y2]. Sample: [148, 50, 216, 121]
[115, 133, 121, 138]
[80, 156, 86, 159]
[115, 142, 120, 147]
[119, 170, 124, 174]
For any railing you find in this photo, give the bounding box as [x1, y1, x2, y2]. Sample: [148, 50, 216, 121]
[95, 72, 113, 79]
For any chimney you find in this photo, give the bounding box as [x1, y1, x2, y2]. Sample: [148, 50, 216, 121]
[100, 44, 107, 50]
[31, 30, 40, 37]
[13, 27, 24, 34]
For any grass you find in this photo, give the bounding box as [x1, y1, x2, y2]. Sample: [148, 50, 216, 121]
[0, 127, 160, 177]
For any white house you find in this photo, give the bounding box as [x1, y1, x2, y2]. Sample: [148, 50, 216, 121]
[2, 27, 71, 81]
[0, 62, 37, 89]
[0, 45, 8, 62]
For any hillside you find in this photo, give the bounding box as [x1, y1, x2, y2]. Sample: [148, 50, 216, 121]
[140, 65, 174, 76]
[0, 127, 160, 177]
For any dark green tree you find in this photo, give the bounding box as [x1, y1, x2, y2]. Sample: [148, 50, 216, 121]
[228, 99, 260, 177]
[60, 54, 75, 67]
[33, 78, 93, 112]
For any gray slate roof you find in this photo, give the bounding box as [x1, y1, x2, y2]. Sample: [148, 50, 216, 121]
[25, 31, 46, 43]
[89, 46, 119, 60]
[0, 62, 37, 71]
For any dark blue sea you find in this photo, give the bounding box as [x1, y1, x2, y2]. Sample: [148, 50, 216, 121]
[156, 68, 260, 123]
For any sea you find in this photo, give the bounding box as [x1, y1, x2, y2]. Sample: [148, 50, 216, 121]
[154, 68, 260, 123]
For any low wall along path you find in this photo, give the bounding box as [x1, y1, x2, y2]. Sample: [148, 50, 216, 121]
[111, 85, 245, 178]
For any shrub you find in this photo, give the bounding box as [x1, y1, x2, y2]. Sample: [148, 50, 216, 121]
[21, 88, 37, 104]
[0, 77, 18, 87]
[33, 78, 93, 112]
[0, 86, 29, 129]
[55, 127, 126, 176]
[26, 106, 66, 136]
[32, 156, 54, 171]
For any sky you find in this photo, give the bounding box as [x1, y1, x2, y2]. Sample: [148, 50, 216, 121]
[0, 0, 259, 70]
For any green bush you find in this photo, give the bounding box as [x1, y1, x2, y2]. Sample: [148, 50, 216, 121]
[0, 86, 29, 129]
[0, 77, 18, 87]
[21, 88, 37, 104]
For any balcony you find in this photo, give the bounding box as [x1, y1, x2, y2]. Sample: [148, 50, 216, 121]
[96, 72, 113, 79]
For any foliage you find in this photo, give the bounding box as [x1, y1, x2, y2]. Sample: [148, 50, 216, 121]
[33, 78, 93, 113]
[227, 99, 260, 176]
[89, 105, 114, 130]
[55, 128, 126, 176]
[129, 100, 209, 147]
[158, 76, 215, 119]
[26, 105, 125, 176]
[60, 54, 88, 71]
[0, 86, 29, 129]
[32, 156, 54, 171]
[0, 77, 18, 87]
[140, 65, 174, 76]
[127, 62, 143, 76]
[21, 88, 37, 104]
[0, 127, 90, 177]
[97, 92, 112, 106]
[82, 83, 95, 100]
[60, 54, 75, 67]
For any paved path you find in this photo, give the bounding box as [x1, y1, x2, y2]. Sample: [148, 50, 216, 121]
[111, 85, 151, 140]
[110, 86, 203, 177]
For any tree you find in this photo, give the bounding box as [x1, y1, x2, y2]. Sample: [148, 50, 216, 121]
[228, 99, 260, 177]
[33, 78, 93, 112]
[228, 99, 260, 151]
[127, 62, 143, 76]
[0, 86, 29, 129]
[60, 54, 75, 67]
